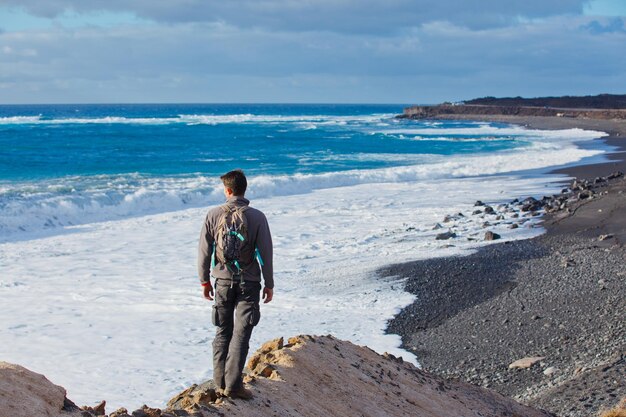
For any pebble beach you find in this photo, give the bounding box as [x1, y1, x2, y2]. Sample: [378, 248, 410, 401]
[384, 115, 626, 417]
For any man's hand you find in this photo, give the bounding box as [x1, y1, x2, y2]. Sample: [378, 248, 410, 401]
[262, 287, 273, 304]
[203, 283, 214, 301]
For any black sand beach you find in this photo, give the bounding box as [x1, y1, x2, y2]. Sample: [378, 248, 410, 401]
[383, 116, 626, 417]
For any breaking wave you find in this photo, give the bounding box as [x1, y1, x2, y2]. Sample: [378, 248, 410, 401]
[0, 140, 603, 239]
[0, 114, 395, 126]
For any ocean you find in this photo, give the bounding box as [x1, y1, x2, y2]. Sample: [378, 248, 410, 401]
[0, 104, 607, 409]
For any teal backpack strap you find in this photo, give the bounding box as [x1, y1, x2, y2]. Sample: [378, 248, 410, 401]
[255, 246, 264, 266]
[211, 243, 216, 269]
[229, 230, 245, 241]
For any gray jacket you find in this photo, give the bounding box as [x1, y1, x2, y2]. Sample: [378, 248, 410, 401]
[198, 196, 274, 289]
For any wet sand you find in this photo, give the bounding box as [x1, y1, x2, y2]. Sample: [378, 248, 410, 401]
[383, 115, 626, 417]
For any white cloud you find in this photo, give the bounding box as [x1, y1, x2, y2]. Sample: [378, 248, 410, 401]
[0, 4, 623, 103]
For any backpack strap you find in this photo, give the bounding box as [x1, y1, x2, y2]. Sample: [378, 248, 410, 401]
[255, 246, 264, 266]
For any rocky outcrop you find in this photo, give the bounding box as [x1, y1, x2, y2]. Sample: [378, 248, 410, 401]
[428, 171, 625, 243]
[400, 104, 626, 120]
[0, 361, 80, 417]
[162, 334, 554, 417]
[0, 335, 555, 417]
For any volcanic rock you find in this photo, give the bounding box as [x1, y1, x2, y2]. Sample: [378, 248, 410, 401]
[484, 231, 501, 241]
[436, 231, 457, 240]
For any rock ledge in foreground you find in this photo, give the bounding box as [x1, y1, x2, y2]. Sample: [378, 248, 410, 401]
[0, 361, 79, 417]
[1, 335, 557, 417]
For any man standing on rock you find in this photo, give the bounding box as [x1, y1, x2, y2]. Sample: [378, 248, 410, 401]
[198, 169, 274, 400]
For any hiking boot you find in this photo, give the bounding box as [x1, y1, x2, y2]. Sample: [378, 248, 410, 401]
[223, 387, 253, 400]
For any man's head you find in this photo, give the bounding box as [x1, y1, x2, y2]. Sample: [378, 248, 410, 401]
[220, 169, 247, 197]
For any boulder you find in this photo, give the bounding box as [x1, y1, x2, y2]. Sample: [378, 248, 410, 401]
[166, 381, 220, 412]
[131, 405, 162, 417]
[81, 400, 106, 416]
[484, 231, 501, 241]
[166, 385, 196, 410]
[93, 401, 106, 416]
[0, 361, 72, 417]
[436, 231, 456, 240]
[520, 197, 543, 212]
[508, 357, 545, 369]
[192, 390, 217, 407]
[543, 367, 558, 376]
[110, 408, 132, 417]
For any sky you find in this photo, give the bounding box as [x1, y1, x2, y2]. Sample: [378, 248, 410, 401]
[0, 0, 624, 104]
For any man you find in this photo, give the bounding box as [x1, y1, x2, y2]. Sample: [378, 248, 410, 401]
[198, 169, 274, 400]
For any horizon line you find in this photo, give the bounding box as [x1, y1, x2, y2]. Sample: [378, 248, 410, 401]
[0, 101, 420, 107]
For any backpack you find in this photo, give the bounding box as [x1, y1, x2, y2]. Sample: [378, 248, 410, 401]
[212, 205, 254, 275]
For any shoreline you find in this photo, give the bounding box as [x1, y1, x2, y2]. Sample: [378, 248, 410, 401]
[383, 115, 626, 417]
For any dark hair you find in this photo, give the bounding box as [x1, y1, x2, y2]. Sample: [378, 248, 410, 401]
[220, 169, 247, 196]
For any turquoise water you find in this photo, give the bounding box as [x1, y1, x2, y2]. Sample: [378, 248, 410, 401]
[0, 104, 521, 181]
[0, 103, 538, 237]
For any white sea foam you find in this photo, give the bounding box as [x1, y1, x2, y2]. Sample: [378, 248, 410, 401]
[295, 152, 435, 165]
[381, 126, 608, 140]
[0, 115, 43, 124]
[395, 135, 516, 142]
[0, 113, 396, 126]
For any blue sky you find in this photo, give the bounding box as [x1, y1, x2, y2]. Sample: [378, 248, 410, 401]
[0, 0, 624, 104]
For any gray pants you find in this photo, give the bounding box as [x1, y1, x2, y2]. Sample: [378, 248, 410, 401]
[212, 279, 261, 391]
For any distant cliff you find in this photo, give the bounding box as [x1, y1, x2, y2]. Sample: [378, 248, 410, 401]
[464, 94, 626, 109]
[401, 94, 626, 120]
